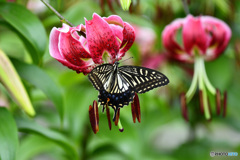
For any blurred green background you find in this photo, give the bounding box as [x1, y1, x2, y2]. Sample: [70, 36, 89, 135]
[0, 0, 240, 160]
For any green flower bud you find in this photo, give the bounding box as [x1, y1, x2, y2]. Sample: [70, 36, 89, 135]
[120, 0, 131, 11]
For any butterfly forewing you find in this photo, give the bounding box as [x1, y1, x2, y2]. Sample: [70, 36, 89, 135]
[119, 66, 169, 94]
[88, 64, 114, 91]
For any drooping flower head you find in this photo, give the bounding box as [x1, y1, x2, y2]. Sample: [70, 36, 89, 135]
[162, 15, 231, 63]
[49, 13, 135, 75]
[162, 15, 231, 121]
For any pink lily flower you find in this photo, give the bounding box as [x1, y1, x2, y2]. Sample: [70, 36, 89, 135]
[162, 15, 231, 121]
[49, 13, 135, 75]
[162, 15, 231, 63]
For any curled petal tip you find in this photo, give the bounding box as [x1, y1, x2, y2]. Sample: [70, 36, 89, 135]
[92, 12, 99, 17]
[119, 22, 136, 55]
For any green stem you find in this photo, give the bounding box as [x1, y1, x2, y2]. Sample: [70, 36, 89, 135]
[181, 0, 190, 15]
[40, 0, 74, 27]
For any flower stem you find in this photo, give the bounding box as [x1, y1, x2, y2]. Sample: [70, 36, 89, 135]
[40, 0, 74, 27]
[181, 0, 190, 15]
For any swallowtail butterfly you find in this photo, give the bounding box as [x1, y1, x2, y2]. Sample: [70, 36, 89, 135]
[88, 61, 169, 121]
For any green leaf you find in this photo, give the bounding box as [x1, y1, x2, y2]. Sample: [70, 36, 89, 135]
[64, 84, 96, 141]
[0, 50, 35, 116]
[43, 1, 101, 27]
[17, 135, 68, 160]
[16, 117, 78, 160]
[213, 0, 230, 16]
[11, 59, 64, 123]
[0, 108, 19, 160]
[0, 2, 47, 64]
[63, 1, 101, 25]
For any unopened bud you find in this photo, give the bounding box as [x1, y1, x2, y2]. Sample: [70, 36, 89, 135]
[120, 0, 131, 11]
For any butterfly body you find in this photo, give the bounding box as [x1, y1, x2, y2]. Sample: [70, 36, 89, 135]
[88, 62, 169, 120]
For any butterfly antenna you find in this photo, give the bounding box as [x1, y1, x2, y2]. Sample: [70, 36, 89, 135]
[119, 56, 133, 63]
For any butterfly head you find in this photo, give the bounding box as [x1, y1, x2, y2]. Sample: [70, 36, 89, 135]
[114, 61, 120, 66]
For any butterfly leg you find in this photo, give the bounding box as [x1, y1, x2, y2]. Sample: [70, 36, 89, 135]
[114, 108, 120, 125]
[112, 106, 120, 122]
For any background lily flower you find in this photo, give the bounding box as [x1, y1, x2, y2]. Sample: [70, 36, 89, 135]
[162, 15, 231, 63]
[49, 13, 135, 75]
[134, 25, 157, 58]
[162, 15, 231, 120]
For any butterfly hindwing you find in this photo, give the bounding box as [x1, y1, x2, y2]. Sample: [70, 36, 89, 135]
[118, 66, 169, 94]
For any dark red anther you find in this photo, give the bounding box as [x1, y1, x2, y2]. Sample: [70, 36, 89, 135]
[100, 0, 105, 15]
[134, 93, 141, 123]
[115, 0, 120, 6]
[216, 89, 221, 115]
[223, 91, 227, 117]
[199, 90, 204, 114]
[114, 108, 120, 126]
[129, 2, 133, 13]
[131, 93, 141, 123]
[94, 101, 99, 124]
[107, 0, 116, 14]
[131, 102, 136, 123]
[89, 100, 99, 134]
[106, 105, 112, 130]
[180, 93, 188, 121]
